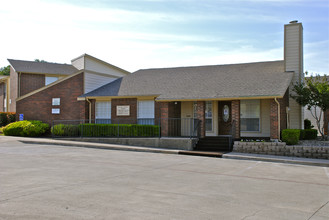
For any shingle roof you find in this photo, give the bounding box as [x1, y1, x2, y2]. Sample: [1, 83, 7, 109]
[81, 60, 293, 100]
[7, 59, 78, 75]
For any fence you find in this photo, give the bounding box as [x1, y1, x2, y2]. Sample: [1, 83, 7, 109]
[52, 118, 200, 138]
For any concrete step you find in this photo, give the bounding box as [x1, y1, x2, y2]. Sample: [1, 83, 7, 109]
[196, 136, 232, 152]
[179, 151, 227, 157]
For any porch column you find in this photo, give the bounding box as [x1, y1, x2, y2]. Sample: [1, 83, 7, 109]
[160, 102, 169, 137]
[231, 100, 240, 139]
[270, 99, 279, 139]
[196, 101, 205, 138]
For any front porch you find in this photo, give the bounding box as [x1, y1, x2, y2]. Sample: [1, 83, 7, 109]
[158, 98, 288, 142]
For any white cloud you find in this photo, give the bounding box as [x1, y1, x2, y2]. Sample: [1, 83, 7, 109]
[0, 0, 327, 76]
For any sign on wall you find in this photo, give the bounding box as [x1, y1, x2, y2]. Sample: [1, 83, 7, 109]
[19, 114, 24, 121]
[52, 108, 60, 114]
[116, 105, 130, 116]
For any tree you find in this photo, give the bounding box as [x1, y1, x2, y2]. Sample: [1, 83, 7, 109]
[0, 65, 10, 75]
[34, 59, 47, 63]
[291, 73, 329, 139]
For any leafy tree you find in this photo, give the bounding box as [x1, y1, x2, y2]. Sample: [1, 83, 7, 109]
[0, 65, 10, 75]
[291, 73, 329, 139]
[34, 59, 47, 63]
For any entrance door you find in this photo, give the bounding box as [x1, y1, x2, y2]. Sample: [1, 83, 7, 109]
[218, 101, 232, 135]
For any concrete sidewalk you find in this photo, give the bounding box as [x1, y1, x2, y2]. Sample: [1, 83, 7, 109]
[2, 136, 329, 167]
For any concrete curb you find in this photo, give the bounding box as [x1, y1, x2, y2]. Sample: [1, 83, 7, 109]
[19, 139, 179, 155]
[6, 136, 329, 167]
[222, 152, 329, 167]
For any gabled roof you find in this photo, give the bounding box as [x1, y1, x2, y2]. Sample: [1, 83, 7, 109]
[7, 59, 78, 75]
[71, 53, 130, 75]
[80, 60, 294, 101]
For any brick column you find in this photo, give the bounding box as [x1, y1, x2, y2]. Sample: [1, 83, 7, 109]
[231, 100, 240, 139]
[160, 102, 169, 137]
[196, 101, 205, 138]
[270, 99, 279, 139]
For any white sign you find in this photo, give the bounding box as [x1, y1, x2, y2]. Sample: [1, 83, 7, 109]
[52, 98, 60, 106]
[116, 105, 130, 116]
[52, 108, 60, 114]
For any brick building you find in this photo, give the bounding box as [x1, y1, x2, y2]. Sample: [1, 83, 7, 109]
[78, 21, 305, 140]
[3, 21, 317, 142]
[5, 54, 129, 124]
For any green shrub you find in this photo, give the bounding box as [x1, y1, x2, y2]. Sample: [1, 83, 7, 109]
[300, 129, 317, 140]
[79, 124, 119, 137]
[0, 113, 8, 127]
[282, 129, 300, 145]
[52, 123, 160, 137]
[0, 112, 16, 127]
[134, 124, 160, 137]
[3, 120, 49, 137]
[51, 124, 80, 137]
[304, 119, 314, 129]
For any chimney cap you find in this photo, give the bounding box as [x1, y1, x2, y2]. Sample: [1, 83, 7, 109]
[289, 20, 298, 24]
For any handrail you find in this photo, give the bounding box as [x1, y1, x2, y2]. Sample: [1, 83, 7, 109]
[230, 119, 236, 138]
[190, 119, 201, 139]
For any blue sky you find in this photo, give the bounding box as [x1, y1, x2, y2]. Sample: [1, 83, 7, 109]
[0, 0, 328, 75]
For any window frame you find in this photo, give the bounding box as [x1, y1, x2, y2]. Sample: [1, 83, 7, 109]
[205, 101, 213, 132]
[45, 76, 59, 86]
[240, 99, 261, 132]
[137, 100, 155, 125]
[95, 101, 111, 120]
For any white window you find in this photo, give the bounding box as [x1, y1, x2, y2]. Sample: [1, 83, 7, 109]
[95, 101, 111, 124]
[240, 100, 260, 132]
[205, 101, 213, 132]
[45, 76, 59, 86]
[138, 100, 155, 125]
[3, 83, 6, 112]
[193, 102, 198, 119]
[52, 98, 60, 106]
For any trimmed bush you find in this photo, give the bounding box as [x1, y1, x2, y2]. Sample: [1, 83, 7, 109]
[51, 124, 80, 137]
[300, 129, 317, 140]
[52, 123, 160, 137]
[3, 120, 49, 137]
[0, 112, 16, 127]
[282, 129, 300, 145]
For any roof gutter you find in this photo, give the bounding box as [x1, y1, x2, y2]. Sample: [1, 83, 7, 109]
[18, 72, 22, 97]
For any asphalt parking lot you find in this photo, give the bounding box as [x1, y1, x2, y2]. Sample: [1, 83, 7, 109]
[0, 136, 329, 220]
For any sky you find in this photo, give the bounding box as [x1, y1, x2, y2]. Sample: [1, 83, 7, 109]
[0, 0, 328, 75]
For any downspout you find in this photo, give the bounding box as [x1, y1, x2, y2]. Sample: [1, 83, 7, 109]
[86, 98, 91, 123]
[18, 72, 22, 97]
[274, 98, 280, 140]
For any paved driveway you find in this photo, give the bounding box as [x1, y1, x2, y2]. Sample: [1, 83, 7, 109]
[0, 136, 329, 220]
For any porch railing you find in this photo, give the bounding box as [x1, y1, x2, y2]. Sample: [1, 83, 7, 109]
[51, 118, 200, 138]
